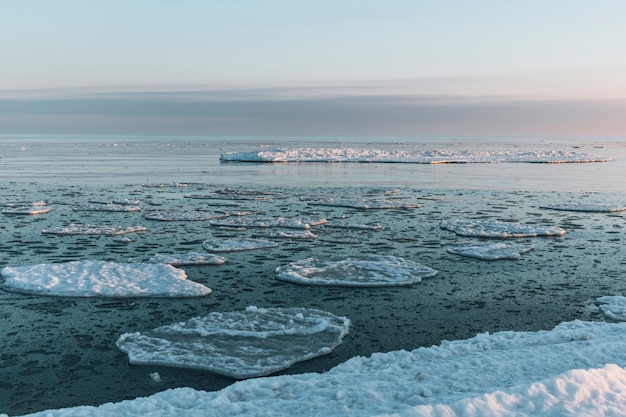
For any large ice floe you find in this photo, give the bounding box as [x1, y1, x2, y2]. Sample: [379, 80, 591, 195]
[146, 253, 227, 266]
[0, 260, 211, 297]
[596, 296, 626, 321]
[143, 211, 227, 221]
[446, 242, 535, 260]
[541, 203, 626, 212]
[440, 219, 566, 238]
[41, 224, 147, 236]
[275, 254, 438, 287]
[210, 216, 326, 229]
[220, 147, 611, 163]
[22, 320, 626, 417]
[116, 306, 350, 379]
[202, 237, 279, 252]
[306, 198, 420, 210]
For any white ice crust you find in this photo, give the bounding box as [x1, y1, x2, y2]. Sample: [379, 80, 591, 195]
[116, 306, 350, 379]
[24, 320, 626, 417]
[446, 242, 535, 260]
[41, 224, 147, 236]
[541, 203, 626, 212]
[440, 219, 566, 238]
[220, 148, 611, 163]
[143, 211, 226, 221]
[275, 254, 438, 287]
[596, 296, 626, 321]
[202, 238, 279, 252]
[0, 260, 211, 297]
[147, 253, 227, 266]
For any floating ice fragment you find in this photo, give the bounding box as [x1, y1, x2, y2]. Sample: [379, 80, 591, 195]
[210, 216, 325, 229]
[42, 224, 147, 236]
[220, 148, 611, 163]
[326, 223, 383, 230]
[275, 254, 438, 287]
[73, 203, 141, 212]
[202, 238, 278, 252]
[2, 205, 52, 215]
[144, 211, 227, 221]
[446, 242, 534, 260]
[147, 253, 226, 266]
[116, 306, 350, 378]
[541, 203, 626, 212]
[307, 198, 419, 210]
[596, 296, 626, 321]
[265, 230, 318, 239]
[0, 260, 211, 297]
[141, 182, 188, 188]
[440, 219, 566, 238]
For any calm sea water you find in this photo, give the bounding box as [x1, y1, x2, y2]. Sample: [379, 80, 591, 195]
[1, 135, 625, 415]
[1, 135, 625, 191]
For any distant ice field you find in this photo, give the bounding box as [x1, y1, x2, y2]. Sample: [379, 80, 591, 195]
[1, 136, 625, 415]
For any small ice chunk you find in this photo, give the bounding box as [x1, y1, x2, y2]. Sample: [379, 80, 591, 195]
[116, 307, 350, 379]
[440, 219, 566, 238]
[147, 253, 226, 266]
[210, 216, 325, 229]
[446, 242, 534, 260]
[202, 238, 278, 252]
[307, 198, 420, 210]
[73, 203, 141, 212]
[42, 224, 147, 236]
[2, 205, 53, 215]
[144, 211, 227, 221]
[0, 260, 211, 297]
[541, 203, 626, 212]
[275, 254, 438, 287]
[265, 230, 318, 239]
[596, 296, 626, 321]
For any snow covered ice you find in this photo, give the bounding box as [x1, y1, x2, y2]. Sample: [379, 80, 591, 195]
[440, 219, 566, 238]
[116, 306, 350, 379]
[275, 254, 438, 287]
[0, 260, 211, 297]
[596, 296, 626, 321]
[446, 242, 535, 260]
[20, 320, 626, 417]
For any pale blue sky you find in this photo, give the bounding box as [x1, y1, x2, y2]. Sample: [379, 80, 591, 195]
[1, 1, 625, 135]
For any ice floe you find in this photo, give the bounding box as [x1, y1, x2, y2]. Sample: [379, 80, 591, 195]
[220, 147, 611, 163]
[141, 182, 188, 188]
[73, 203, 141, 212]
[264, 230, 318, 239]
[41, 224, 147, 236]
[210, 216, 326, 229]
[0, 260, 211, 297]
[147, 253, 227, 266]
[2, 205, 53, 215]
[306, 197, 420, 210]
[202, 237, 279, 252]
[27, 320, 626, 417]
[596, 296, 626, 321]
[115, 306, 350, 379]
[143, 211, 227, 221]
[446, 242, 535, 260]
[326, 222, 383, 230]
[440, 219, 566, 238]
[541, 203, 626, 212]
[275, 254, 438, 287]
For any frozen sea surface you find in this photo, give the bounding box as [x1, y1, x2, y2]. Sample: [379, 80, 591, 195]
[1, 136, 626, 415]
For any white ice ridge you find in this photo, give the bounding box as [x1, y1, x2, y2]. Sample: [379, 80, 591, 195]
[116, 306, 350, 379]
[275, 254, 438, 287]
[210, 216, 327, 229]
[25, 320, 626, 417]
[0, 260, 211, 297]
[440, 219, 566, 238]
[541, 203, 626, 212]
[306, 198, 420, 210]
[596, 296, 626, 321]
[202, 238, 279, 252]
[143, 211, 227, 221]
[446, 242, 535, 260]
[73, 203, 141, 212]
[2, 205, 52, 215]
[147, 253, 227, 266]
[220, 148, 611, 164]
[41, 224, 147, 236]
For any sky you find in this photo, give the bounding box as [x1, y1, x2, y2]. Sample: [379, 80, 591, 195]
[1, 0, 626, 137]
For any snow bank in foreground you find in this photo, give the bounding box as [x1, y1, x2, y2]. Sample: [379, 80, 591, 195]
[220, 148, 611, 164]
[275, 254, 438, 287]
[116, 306, 350, 379]
[0, 260, 211, 297]
[446, 242, 534, 260]
[20, 320, 626, 417]
[440, 219, 566, 238]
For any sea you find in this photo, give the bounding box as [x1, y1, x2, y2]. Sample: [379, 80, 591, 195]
[1, 135, 625, 415]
